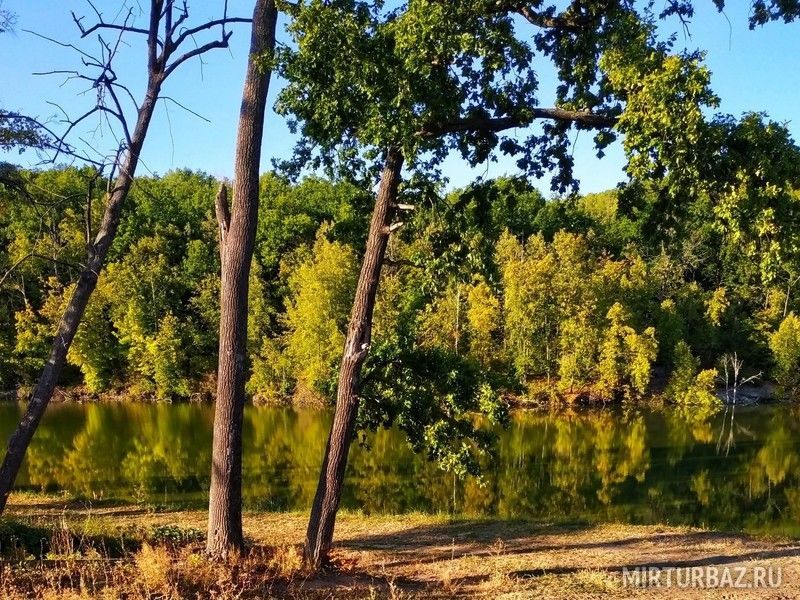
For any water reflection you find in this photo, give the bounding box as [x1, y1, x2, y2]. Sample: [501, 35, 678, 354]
[1, 402, 800, 536]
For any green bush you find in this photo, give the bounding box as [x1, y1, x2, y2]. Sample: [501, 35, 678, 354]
[666, 341, 718, 405]
[771, 313, 800, 393]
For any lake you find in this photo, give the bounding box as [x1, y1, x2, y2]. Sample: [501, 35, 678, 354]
[1, 402, 799, 537]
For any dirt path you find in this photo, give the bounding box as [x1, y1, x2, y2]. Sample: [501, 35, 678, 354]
[4, 494, 799, 598]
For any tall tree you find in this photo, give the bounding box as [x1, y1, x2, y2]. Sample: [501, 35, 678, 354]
[0, 1, 249, 514]
[279, 0, 799, 568]
[277, 0, 620, 568]
[207, 0, 278, 557]
[304, 145, 404, 564]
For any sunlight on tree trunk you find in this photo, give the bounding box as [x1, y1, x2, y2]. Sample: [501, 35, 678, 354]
[304, 147, 404, 569]
[207, 0, 277, 558]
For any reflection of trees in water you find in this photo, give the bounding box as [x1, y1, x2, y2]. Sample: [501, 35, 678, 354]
[716, 402, 757, 457]
[748, 415, 800, 493]
[243, 409, 328, 510]
[664, 403, 718, 464]
[666, 406, 800, 534]
[493, 412, 651, 511]
[4, 403, 800, 535]
[22, 404, 213, 499]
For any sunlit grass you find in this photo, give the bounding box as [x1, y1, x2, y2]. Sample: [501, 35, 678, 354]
[3, 494, 800, 598]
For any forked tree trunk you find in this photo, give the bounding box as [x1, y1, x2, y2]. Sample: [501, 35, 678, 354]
[304, 146, 404, 569]
[206, 0, 277, 557]
[0, 87, 161, 514]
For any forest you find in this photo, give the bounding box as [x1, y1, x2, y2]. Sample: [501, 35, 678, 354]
[2, 0, 800, 598]
[3, 162, 800, 407]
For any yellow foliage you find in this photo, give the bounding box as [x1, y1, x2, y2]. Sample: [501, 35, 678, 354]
[465, 280, 501, 366]
[705, 287, 729, 326]
[284, 227, 358, 393]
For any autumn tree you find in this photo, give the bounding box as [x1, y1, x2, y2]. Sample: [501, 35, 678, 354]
[284, 229, 359, 397]
[771, 314, 800, 395]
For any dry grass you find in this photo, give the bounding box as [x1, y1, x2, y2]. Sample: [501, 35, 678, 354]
[2, 493, 800, 598]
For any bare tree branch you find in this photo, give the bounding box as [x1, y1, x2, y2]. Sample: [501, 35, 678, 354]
[164, 32, 233, 77]
[72, 6, 152, 39]
[159, 95, 211, 122]
[0, 253, 87, 287]
[0, 110, 106, 167]
[24, 0, 254, 170]
[148, 0, 162, 73]
[168, 1, 190, 39]
[102, 76, 133, 145]
[170, 16, 251, 51]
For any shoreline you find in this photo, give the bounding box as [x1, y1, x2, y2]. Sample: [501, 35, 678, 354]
[0, 379, 786, 408]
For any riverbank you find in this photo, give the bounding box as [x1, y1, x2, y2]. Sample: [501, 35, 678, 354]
[1, 377, 784, 408]
[2, 493, 799, 598]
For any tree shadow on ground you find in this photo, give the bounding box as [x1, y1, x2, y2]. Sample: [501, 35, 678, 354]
[332, 517, 800, 595]
[337, 518, 770, 569]
[338, 518, 590, 550]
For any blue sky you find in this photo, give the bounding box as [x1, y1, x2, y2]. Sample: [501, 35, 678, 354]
[1, 1, 798, 195]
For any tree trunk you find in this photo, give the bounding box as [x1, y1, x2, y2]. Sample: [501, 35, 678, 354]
[206, 0, 277, 558]
[0, 86, 161, 514]
[304, 146, 404, 569]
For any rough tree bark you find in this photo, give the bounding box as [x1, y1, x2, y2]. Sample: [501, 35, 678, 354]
[207, 0, 277, 558]
[0, 0, 247, 515]
[304, 146, 405, 568]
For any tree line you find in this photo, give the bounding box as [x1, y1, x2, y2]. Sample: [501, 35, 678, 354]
[3, 168, 800, 404]
[1, 0, 799, 569]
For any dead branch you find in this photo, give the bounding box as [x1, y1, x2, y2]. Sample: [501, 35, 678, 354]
[27, 1, 252, 171]
[72, 6, 152, 41]
[0, 253, 87, 287]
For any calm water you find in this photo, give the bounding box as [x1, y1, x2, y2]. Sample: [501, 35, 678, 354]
[2, 402, 800, 536]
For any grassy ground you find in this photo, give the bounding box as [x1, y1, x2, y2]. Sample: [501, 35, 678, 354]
[2, 493, 799, 598]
